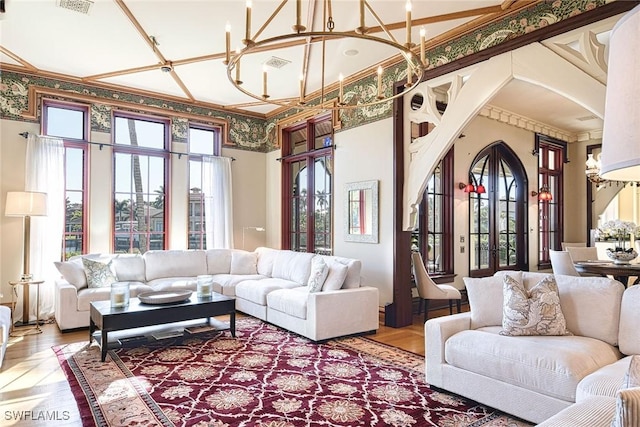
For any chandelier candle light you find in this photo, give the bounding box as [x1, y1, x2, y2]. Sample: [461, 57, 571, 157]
[226, 0, 426, 110]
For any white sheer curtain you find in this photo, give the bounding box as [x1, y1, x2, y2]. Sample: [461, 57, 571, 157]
[14, 134, 65, 322]
[202, 156, 234, 249]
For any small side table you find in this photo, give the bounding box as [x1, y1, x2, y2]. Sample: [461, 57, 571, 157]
[9, 279, 45, 336]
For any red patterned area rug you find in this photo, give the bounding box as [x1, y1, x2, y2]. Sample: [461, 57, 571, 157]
[54, 318, 532, 427]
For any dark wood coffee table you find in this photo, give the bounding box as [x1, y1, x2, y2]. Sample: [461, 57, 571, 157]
[89, 292, 235, 362]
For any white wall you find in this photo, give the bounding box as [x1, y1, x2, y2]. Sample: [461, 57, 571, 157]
[333, 118, 394, 305]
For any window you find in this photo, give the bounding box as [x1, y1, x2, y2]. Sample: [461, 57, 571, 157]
[188, 124, 221, 249]
[411, 122, 454, 276]
[282, 115, 333, 254]
[42, 100, 89, 260]
[537, 134, 566, 268]
[113, 113, 169, 253]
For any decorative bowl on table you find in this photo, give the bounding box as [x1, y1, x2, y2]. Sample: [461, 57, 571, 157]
[605, 248, 638, 265]
[138, 290, 193, 304]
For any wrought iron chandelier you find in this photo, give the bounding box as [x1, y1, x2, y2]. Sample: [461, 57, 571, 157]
[224, 0, 426, 110]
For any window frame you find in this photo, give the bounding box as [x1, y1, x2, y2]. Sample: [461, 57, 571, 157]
[112, 110, 171, 253]
[281, 114, 333, 254]
[187, 122, 222, 249]
[411, 122, 455, 281]
[41, 98, 90, 260]
[536, 134, 566, 269]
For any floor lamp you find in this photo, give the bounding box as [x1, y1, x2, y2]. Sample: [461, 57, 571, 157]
[5, 191, 48, 324]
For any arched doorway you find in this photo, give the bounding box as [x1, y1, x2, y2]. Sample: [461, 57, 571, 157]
[468, 142, 528, 277]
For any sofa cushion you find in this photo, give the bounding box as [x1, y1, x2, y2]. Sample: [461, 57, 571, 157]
[325, 256, 362, 289]
[308, 257, 329, 292]
[500, 274, 569, 337]
[77, 282, 151, 311]
[267, 287, 309, 319]
[111, 254, 146, 282]
[322, 260, 349, 291]
[577, 356, 629, 401]
[211, 274, 266, 296]
[554, 274, 623, 346]
[206, 249, 232, 274]
[230, 250, 258, 275]
[464, 275, 504, 329]
[445, 328, 621, 401]
[619, 285, 640, 355]
[54, 259, 87, 290]
[82, 258, 117, 288]
[271, 250, 315, 285]
[146, 277, 197, 292]
[256, 247, 279, 276]
[235, 278, 303, 305]
[144, 250, 207, 281]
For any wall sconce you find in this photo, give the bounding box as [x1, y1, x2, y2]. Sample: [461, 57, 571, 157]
[531, 185, 552, 201]
[458, 183, 485, 194]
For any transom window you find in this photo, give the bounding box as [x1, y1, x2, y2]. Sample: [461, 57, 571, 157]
[42, 100, 89, 260]
[113, 112, 169, 253]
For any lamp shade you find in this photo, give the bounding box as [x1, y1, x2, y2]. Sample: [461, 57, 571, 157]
[5, 191, 48, 217]
[600, 5, 640, 181]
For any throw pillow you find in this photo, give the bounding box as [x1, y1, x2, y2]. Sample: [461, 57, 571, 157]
[82, 258, 118, 288]
[54, 259, 88, 290]
[322, 261, 349, 291]
[500, 274, 571, 336]
[308, 257, 329, 293]
[463, 275, 504, 329]
[230, 251, 258, 275]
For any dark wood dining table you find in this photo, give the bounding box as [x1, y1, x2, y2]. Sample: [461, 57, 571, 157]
[573, 260, 640, 287]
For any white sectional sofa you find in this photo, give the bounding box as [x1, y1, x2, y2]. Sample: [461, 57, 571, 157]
[426, 271, 639, 425]
[54, 247, 379, 342]
[0, 305, 11, 368]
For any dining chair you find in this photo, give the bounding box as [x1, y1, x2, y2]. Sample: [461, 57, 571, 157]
[549, 250, 581, 276]
[411, 252, 462, 322]
[561, 242, 587, 250]
[565, 246, 599, 262]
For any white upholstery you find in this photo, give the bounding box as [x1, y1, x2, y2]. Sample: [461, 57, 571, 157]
[0, 305, 11, 368]
[561, 242, 587, 250]
[206, 249, 232, 274]
[445, 328, 620, 401]
[565, 246, 599, 262]
[550, 250, 580, 276]
[144, 249, 207, 281]
[619, 285, 640, 355]
[426, 272, 633, 425]
[536, 396, 617, 427]
[54, 248, 378, 342]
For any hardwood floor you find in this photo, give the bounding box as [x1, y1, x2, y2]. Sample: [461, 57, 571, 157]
[0, 303, 467, 426]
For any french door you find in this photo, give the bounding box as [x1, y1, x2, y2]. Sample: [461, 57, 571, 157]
[468, 142, 528, 277]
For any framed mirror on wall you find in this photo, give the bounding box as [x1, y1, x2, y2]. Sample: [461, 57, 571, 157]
[344, 180, 379, 243]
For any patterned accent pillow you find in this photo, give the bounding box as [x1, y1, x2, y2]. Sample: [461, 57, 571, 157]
[308, 257, 329, 293]
[82, 257, 118, 288]
[500, 274, 571, 336]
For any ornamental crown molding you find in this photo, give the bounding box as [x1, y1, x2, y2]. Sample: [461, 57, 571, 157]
[478, 104, 576, 143]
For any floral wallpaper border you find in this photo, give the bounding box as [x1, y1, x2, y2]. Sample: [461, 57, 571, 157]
[0, 0, 608, 153]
